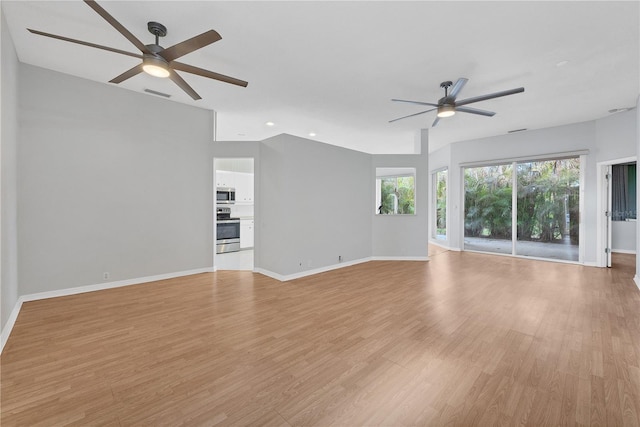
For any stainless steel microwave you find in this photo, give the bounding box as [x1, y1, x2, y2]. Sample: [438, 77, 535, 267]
[216, 187, 236, 204]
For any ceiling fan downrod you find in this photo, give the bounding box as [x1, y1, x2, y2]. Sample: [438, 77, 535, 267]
[147, 21, 166, 46]
[440, 81, 453, 98]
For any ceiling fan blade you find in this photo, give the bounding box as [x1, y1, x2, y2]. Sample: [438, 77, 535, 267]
[169, 70, 202, 100]
[448, 78, 469, 99]
[389, 108, 436, 123]
[161, 30, 222, 62]
[109, 63, 144, 84]
[455, 106, 496, 117]
[27, 29, 143, 59]
[456, 87, 525, 106]
[432, 117, 440, 127]
[171, 62, 248, 87]
[391, 99, 439, 107]
[84, 0, 150, 54]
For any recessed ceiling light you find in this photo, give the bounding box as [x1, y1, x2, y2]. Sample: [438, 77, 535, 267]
[309, 132, 317, 137]
[265, 121, 275, 127]
[556, 60, 569, 67]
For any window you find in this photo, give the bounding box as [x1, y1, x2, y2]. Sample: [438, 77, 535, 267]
[433, 169, 447, 238]
[375, 167, 416, 215]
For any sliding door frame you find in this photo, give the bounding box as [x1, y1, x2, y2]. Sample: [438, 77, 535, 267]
[460, 151, 587, 264]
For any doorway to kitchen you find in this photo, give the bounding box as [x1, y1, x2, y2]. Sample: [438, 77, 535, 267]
[214, 158, 255, 271]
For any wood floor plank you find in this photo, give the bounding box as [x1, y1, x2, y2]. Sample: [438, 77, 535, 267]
[1, 251, 639, 426]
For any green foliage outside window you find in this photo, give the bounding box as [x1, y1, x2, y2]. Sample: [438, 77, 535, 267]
[379, 176, 415, 215]
[464, 159, 580, 243]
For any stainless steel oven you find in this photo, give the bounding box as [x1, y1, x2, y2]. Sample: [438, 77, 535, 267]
[216, 207, 240, 254]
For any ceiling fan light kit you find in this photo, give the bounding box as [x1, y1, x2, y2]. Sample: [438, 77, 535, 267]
[27, 0, 248, 100]
[437, 105, 455, 118]
[390, 77, 524, 127]
[142, 54, 170, 78]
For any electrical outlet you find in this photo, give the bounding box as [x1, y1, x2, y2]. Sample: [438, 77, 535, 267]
[338, 255, 342, 262]
[103, 272, 110, 280]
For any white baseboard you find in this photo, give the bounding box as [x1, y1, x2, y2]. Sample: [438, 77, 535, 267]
[255, 256, 429, 282]
[0, 267, 214, 355]
[255, 257, 372, 282]
[612, 249, 637, 254]
[1, 297, 24, 354]
[429, 240, 463, 252]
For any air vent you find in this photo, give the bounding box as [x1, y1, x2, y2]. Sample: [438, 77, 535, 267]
[508, 128, 528, 133]
[144, 88, 171, 98]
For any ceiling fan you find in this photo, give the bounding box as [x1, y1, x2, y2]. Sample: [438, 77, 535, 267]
[27, 0, 248, 100]
[390, 78, 524, 127]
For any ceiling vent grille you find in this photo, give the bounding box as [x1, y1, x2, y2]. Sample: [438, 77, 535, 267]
[144, 88, 171, 98]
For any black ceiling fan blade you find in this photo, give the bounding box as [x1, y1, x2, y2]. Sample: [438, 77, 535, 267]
[455, 106, 496, 117]
[84, 0, 150, 54]
[448, 78, 469, 99]
[389, 108, 437, 123]
[27, 29, 143, 59]
[169, 70, 202, 100]
[432, 117, 441, 127]
[171, 61, 248, 87]
[161, 30, 222, 62]
[456, 87, 525, 107]
[391, 99, 439, 107]
[109, 63, 144, 84]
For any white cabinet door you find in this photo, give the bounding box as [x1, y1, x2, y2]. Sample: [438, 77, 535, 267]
[216, 170, 235, 188]
[235, 172, 254, 204]
[240, 219, 254, 248]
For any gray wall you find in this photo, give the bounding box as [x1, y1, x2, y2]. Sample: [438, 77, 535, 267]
[612, 221, 636, 253]
[429, 111, 637, 264]
[18, 64, 215, 294]
[372, 130, 429, 258]
[1, 9, 19, 331]
[260, 134, 373, 275]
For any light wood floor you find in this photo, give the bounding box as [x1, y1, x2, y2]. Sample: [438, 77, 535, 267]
[2, 250, 640, 426]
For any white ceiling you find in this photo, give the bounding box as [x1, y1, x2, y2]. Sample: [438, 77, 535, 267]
[2, 1, 638, 154]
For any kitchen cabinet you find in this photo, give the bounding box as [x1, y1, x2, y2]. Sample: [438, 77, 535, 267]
[240, 219, 254, 249]
[216, 170, 235, 188]
[234, 172, 254, 204]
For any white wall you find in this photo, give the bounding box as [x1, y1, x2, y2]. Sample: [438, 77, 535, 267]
[18, 64, 215, 294]
[259, 134, 373, 276]
[430, 112, 637, 264]
[1, 8, 19, 331]
[612, 221, 636, 253]
[372, 130, 429, 258]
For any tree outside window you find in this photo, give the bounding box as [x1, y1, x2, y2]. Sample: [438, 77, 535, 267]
[375, 168, 416, 215]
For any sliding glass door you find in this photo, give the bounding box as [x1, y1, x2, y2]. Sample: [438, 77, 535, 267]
[515, 159, 580, 261]
[464, 157, 581, 262]
[463, 164, 513, 254]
